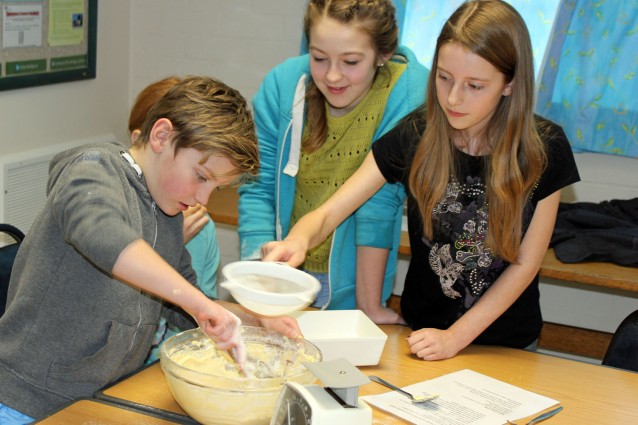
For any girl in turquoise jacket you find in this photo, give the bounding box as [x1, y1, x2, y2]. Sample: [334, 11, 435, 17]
[238, 0, 428, 324]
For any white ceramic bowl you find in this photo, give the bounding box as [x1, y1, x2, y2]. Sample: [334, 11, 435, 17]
[220, 261, 320, 316]
[160, 326, 321, 425]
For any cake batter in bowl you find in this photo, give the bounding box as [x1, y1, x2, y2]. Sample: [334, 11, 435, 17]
[160, 326, 321, 424]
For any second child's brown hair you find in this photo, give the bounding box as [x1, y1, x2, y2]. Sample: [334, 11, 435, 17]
[128, 76, 181, 136]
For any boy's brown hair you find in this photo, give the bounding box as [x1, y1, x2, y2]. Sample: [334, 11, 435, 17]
[137, 76, 259, 182]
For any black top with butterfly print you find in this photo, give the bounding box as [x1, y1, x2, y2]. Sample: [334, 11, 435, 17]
[373, 108, 580, 348]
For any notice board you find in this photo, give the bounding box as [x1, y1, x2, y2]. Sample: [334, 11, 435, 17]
[0, 0, 97, 91]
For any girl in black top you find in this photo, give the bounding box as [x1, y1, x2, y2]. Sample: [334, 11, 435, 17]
[262, 0, 580, 360]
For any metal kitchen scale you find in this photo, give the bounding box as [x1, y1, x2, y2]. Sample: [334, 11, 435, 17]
[270, 358, 372, 425]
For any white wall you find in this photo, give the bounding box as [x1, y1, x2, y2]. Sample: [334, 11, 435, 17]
[0, 1, 131, 157]
[564, 153, 637, 203]
[129, 0, 307, 107]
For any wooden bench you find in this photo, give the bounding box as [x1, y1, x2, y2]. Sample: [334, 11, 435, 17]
[208, 187, 636, 360]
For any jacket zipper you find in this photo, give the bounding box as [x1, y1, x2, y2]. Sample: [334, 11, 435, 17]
[151, 201, 158, 248]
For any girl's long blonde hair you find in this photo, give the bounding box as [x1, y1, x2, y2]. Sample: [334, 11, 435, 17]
[302, 0, 398, 152]
[408, 0, 547, 263]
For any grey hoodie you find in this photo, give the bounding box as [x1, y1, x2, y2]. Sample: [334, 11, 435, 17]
[0, 141, 197, 418]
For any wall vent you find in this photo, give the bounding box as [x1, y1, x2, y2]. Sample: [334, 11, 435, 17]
[0, 134, 117, 235]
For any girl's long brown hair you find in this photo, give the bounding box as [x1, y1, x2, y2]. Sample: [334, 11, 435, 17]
[302, 0, 398, 152]
[408, 0, 547, 263]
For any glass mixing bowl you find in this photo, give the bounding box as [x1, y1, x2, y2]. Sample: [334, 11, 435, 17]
[159, 326, 322, 425]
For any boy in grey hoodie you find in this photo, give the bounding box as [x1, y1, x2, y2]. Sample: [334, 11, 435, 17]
[0, 76, 300, 420]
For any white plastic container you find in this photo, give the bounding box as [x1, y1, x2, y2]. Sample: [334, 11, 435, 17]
[221, 261, 320, 316]
[291, 310, 388, 366]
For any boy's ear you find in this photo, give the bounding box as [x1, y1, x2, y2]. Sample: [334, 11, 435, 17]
[149, 118, 174, 153]
[502, 80, 514, 97]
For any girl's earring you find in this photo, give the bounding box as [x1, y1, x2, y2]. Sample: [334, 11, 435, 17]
[378, 62, 385, 67]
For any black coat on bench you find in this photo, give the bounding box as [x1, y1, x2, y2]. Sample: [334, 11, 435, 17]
[550, 198, 638, 267]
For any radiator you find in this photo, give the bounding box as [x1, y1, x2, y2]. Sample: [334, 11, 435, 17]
[0, 134, 116, 235]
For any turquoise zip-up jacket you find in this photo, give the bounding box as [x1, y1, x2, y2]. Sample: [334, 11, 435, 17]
[238, 46, 428, 309]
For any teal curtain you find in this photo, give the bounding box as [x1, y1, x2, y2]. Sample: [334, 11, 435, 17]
[395, 0, 638, 158]
[395, 0, 560, 78]
[394, 0, 407, 31]
[536, 0, 638, 157]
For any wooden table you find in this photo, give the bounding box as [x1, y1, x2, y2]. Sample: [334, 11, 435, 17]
[34, 398, 182, 424]
[93, 324, 638, 424]
[96, 364, 196, 424]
